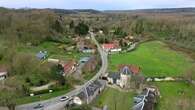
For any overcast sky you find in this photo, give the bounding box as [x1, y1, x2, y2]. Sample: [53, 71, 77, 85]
[0, 0, 195, 10]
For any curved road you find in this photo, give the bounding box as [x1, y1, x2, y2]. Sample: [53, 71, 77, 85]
[16, 32, 108, 110]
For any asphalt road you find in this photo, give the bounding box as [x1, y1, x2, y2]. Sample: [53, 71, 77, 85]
[16, 32, 108, 110]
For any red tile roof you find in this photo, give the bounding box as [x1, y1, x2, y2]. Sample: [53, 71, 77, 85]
[63, 61, 76, 74]
[102, 43, 116, 49]
[118, 64, 141, 75]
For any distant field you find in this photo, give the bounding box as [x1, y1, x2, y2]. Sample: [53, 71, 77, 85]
[154, 82, 195, 110]
[93, 87, 134, 110]
[109, 41, 194, 77]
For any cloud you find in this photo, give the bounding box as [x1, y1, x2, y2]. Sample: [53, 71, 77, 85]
[0, 0, 195, 10]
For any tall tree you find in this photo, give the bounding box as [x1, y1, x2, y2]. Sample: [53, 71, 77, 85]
[75, 22, 89, 35]
[69, 20, 75, 29]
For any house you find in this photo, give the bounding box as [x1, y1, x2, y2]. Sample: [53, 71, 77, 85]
[82, 47, 96, 53]
[133, 87, 159, 110]
[79, 57, 90, 64]
[36, 51, 48, 60]
[107, 72, 121, 85]
[77, 38, 96, 53]
[82, 56, 99, 73]
[0, 66, 7, 80]
[59, 60, 76, 76]
[86, 80, 106, 103]
[102, 43, 121, 53]
[107, 65, 141, 88]
[119, 65, 141, 88]
[76, 80, 106, 104]
[107, 66, 132, 88]
[118, 64, 141, 75]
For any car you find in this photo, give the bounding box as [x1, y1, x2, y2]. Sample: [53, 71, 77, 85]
[33, 104, 44, 109]
[73, 97, 82, 105]
[60, 96, 69, 102]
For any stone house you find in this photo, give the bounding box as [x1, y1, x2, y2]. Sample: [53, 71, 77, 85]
[82, 56, 99, 73]
[107, 64, 141, 88]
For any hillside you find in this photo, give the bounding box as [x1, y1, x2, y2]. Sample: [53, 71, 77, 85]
[104, 7, 195, 13]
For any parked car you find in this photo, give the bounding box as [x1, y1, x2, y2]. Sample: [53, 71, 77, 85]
[60, 96, 69, 102]
[33, 104, 44, 109]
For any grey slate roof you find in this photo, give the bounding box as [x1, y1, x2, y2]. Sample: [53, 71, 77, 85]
[86, 80, 103, 97]
[120, 66, 132, 75]
[36, 51, 47, 60]
[107, 72, 120, 83]
[133, 88, 157, 110]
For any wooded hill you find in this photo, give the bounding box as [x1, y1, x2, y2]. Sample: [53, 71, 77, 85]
[0, 7, 195, 50]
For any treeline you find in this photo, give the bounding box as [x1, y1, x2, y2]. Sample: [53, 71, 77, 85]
[0, 8, 90, 46]
[96, 13, 195, 50]
[130, 14, 195, 50]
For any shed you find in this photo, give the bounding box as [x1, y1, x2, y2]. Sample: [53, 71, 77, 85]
[36, 51, 48, 60]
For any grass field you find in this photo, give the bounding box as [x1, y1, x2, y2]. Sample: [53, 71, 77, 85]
[93, 87, 134, 110]
[16, 85, 72, 105]
[153, 82, 195, 110]
[17, 41, 89, 60]
[109, 41, 194, 77]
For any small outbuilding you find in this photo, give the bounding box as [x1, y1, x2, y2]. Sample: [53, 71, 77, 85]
[36, 51, 48, 60]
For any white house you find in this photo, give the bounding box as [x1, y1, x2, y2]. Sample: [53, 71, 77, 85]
[102, 43, 121, 53]
[82, 48, 96, 53]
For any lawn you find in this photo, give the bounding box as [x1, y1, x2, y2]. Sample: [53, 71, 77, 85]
[153, 82, 195, 110]
[17, 41, 90, 60]
[109, 41, 194, 77]
[93, 87, 134, 110]
[16, 85, 72, 105]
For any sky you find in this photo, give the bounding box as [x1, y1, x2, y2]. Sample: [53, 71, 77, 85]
[0, 0, 195, 10]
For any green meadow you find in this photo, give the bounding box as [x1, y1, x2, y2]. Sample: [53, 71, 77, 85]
[109, 41, 194, 77]
[154, 82, 195, 110]
[93, 87, 134, 110]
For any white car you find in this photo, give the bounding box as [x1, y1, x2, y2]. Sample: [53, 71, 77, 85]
[73, 97, 82, 105]
[60, 96, 69, 102]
